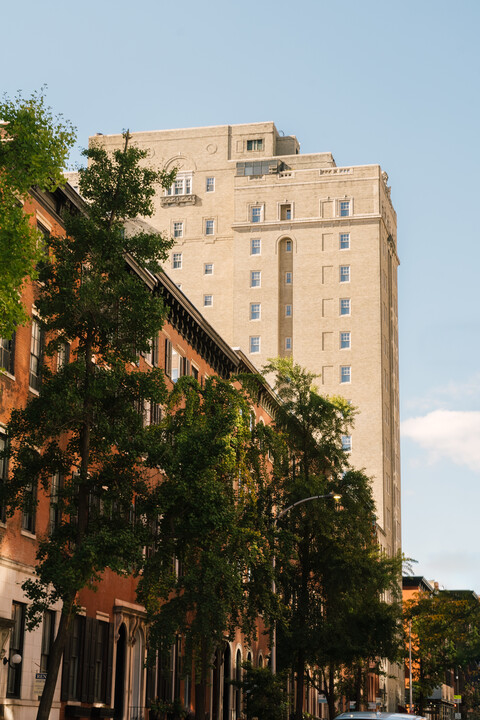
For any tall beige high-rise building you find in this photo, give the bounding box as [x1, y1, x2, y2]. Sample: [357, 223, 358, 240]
[93, 121, 400, 555]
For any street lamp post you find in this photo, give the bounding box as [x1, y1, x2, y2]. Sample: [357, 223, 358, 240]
[271, 491, 341, 674]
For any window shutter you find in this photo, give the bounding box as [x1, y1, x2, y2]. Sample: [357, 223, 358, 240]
[105, 622, 114, 705]
[164, 339, 172, 377]
[82, 616, 96, 703]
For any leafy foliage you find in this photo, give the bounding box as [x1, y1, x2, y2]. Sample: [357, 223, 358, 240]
[405, 589, 480, 713]
[0, 88, 76, 338]
[233, 663, 288, 720]
[138, 376, 276, 720]
[0, 132, 173, 720]
[264, 358, 403, 719]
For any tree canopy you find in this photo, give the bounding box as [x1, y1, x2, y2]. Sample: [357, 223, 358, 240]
[264, 358, 403, 720]
[0, 132, 174, 720]
[0, 89, 76, 338]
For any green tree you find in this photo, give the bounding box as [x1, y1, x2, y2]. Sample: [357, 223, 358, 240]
[0, 88, 76, 339]
[233, 663, 288, 720]
[405, 589, 480, 715]
[138, 376, 275, 720]
[0, 132, 174, 720]
[264, 358, 402, 720]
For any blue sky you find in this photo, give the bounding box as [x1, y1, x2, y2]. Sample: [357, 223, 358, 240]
[2, 0, 479, 591]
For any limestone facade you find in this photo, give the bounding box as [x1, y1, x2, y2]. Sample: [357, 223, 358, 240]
[90, 121, 401, 560]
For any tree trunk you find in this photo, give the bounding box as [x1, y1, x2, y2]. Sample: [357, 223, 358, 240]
[294, 649, 305, 720]
[354, 662, 362, 710]
[36, 600, 74, 720]
[327, 664, 336, 720]
[195, 639, 209, 720]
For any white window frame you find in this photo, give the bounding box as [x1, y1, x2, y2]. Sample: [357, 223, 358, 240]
[285, 240, 292, 252]
[173, 222, 183, 239]
[338, 199, 351, 217]
[204, 263, 214, 275]
[250, 271, 261, 288]
[340, 366, 351, 384]
[250, 336, 260, 353]
[250, 303, 261, 320]
[250, 205, 264, 223]
[340, 265, 350, 283]
[340, 233, 350, 250]
[172, 252, 182, 269]
[341, 435, 352, 452]
[340, 332, 351, 349]
[285, 337, 292, 350]
[204, 295, 213, 307]
[250, 238, 261, 255]
[285, 304, 292, 317]
[206, 177, 215, 193]
[166, 172, 193, 196]
[205, 219, 215, 236]
[340, 298, 351, 316]
[285, 271, 292, 285]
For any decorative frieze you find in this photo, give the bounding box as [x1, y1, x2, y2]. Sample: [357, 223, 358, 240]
[160, 194, 197, 207]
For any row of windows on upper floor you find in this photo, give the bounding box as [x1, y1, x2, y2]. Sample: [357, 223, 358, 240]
[169, 204, 353, 239]
[199, 295, 353, 317]
[172, 234, 350, 263]
[172, 256, 352, 286]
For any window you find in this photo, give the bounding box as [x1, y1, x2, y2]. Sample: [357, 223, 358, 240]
[22, 482, 37, 533]
[173, 222, 183, 239]
[340, 265, 350, 283]
[340, 233, 350, 249]
[340, 298, 351, 315]
[250, 271, 261, 288]
[40, 610, 56, 674]
[0, 434, 7, 524]
[280, 203, 292, 220]
[285, 304, 292, 317]
[340, 332, 351, 349]
[57, 341, 70, 369]
[166, 173, 192, 196]
[206, 177, 215, 192]
[0, 334, 15, 375]
[250, 336, 260, 354]
[285, 272, 292, 284]
[340, 366, 351, 383]
[204, 295, 213, 307]
[50, 472, 63, 534]
[61, 616, 113, 704]
[250, 303, 261, 320]
[205, 219, 214, 235]
[150, 402, 163, 426]
[247, 139, 263, 151]
[340, 200, 350, 217]
[204, 263, 214, 275]
[285, 240, 292, 252]
[250, 238, 261, 255]
[341, 435, 352, 452]
[29, 318, 44, 391]
[251, 206, 263, 223]
[7, 602, 25, 698]
[172, 252, 182, 269]
[285, 337, 292, 350]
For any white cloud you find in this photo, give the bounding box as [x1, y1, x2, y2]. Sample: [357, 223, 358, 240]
[401, 409, 480, 473]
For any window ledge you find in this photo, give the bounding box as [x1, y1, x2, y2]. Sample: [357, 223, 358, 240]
[20, 529, 37, 539]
